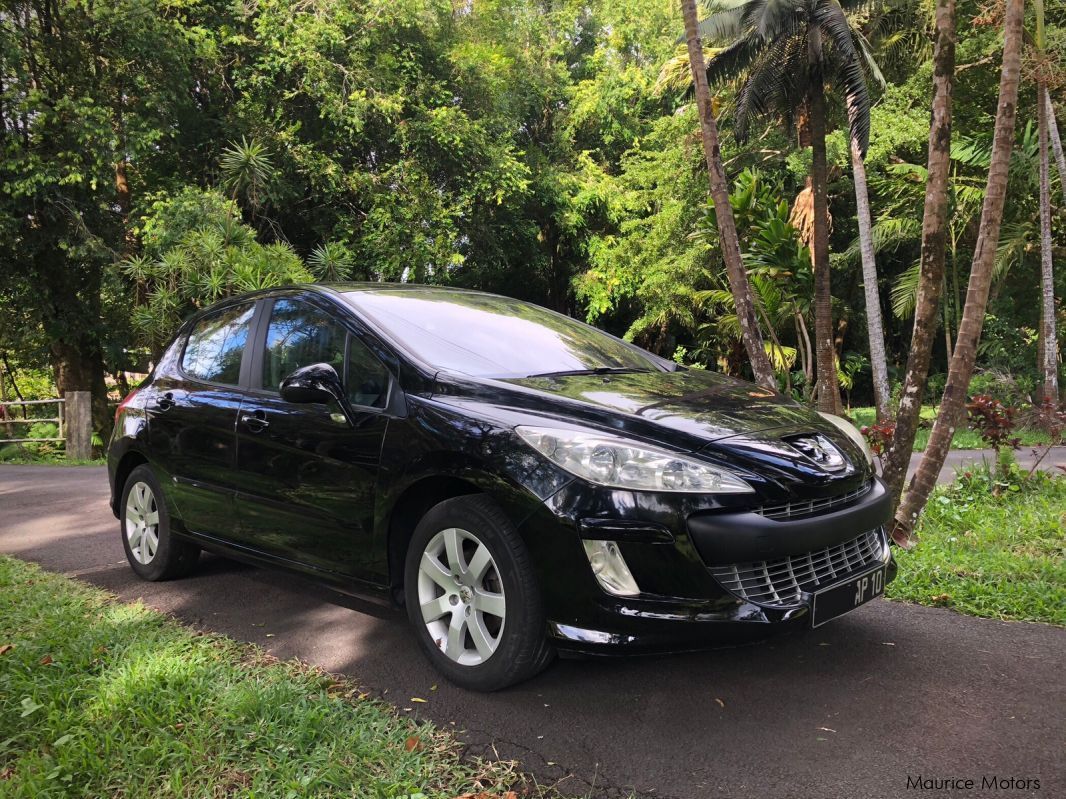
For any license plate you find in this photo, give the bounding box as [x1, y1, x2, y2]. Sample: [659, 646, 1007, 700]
[810, 565, 886, 627]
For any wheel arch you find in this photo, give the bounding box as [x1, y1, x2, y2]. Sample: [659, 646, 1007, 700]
[384, 471, 542, 602]
[110, 450, 150, 517]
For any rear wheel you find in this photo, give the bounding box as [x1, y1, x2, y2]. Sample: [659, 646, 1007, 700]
[404, 495, 554, 691]
[120, 464, 199, 581]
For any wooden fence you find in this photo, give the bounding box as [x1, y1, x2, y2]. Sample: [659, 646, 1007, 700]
[0, 391, 93, 460]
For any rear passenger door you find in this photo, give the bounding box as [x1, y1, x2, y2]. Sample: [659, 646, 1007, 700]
[231, 296, 392, 581]
[146, 301, 255, 538]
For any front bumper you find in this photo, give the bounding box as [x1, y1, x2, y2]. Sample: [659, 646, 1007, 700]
[520, 475, 896, 655]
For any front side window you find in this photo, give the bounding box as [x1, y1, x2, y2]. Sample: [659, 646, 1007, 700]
[181, 303, 256, 385]
[261, 299, 347, 391]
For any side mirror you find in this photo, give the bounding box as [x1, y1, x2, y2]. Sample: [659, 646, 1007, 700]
[279, 363, 344, 405]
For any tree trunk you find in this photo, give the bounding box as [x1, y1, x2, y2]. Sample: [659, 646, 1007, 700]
[880, 0, 956, 507]
[1047, 91, 1066, 204]
[1037, 81, 1059, 407]
[681, 0, 777, 390]
[892, 0, 1025, 544]
[850, 139, 892, 421]
[808, 36, 840, 413]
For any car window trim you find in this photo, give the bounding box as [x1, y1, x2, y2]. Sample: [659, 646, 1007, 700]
[176, 298, 260, 391]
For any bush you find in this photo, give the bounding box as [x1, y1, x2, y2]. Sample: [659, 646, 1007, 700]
[967, 369, 1037, 408]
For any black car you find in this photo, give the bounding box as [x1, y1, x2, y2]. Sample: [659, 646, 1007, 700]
[108, 283, 895, 690]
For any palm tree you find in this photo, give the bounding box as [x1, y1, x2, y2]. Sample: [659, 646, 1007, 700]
[880, 0, 957, 504]
[1047, 93, 1066, 205]
[1034, 0, 1058, 408]
[893, 0, 1026, 544]
[680, 0, 777, 390]
[696, 0, 876, 414]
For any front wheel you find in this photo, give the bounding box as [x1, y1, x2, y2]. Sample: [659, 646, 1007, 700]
[404, 495, 554, 691]
[120, 464, 199, 581]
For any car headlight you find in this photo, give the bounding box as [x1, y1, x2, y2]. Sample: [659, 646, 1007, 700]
[515, 425, 754, 493]
[817, 412, 874, 465]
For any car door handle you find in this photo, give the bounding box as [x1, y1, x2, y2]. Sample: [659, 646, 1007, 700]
[155, 393, 175, 411]
[240, 412, 270, 432]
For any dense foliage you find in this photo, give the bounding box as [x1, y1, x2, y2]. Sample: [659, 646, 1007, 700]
[1, 0, 1063, 438]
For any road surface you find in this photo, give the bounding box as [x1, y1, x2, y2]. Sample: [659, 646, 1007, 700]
[1, 459, 1063, 799]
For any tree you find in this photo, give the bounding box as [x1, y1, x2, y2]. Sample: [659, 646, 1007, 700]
[851, 138, 892, 421]
[696, 0, 878, 412]
[880, 0, 957, 506]
[1048, 94, 1066, 205]
[893, 0, 1026, 543]
[0, 0, 227, 437]
[1033, 0, 1058, 408]
[680, 0, 777, 389]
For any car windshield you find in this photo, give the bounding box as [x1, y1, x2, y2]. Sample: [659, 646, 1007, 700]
[342, 288, 663, 379]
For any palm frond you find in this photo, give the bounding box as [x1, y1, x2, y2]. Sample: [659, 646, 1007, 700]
[890, 258, 922, 318]
[705, 33, 765, 86]
[733, 36, 797, 141]
[694, 0, 754, 42]
[993, 221, 1034, 283]
[852, 28, 886, 91]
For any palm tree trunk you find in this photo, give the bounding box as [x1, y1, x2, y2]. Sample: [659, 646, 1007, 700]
[880, 0, 956, 507]
[892, 0, 1025, 544]
[681, 0, 777, 390]
[850, 139, 892, 421]
[808, 28, 840, 414]
[1047, 91, 1066, 203]
[1037, 79, 1059, 407]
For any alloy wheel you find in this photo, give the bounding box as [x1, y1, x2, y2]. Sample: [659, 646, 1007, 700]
[417, 527, 506, 666]
[125, 481, 160, 565]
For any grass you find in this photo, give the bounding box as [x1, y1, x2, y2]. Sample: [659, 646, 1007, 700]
[0, 456, 105, 466]
[848, 406, 1053, 451]
[886, 469, 1066, 626]
[0, 556, 521, 798]
[844, 406, 1053, 451]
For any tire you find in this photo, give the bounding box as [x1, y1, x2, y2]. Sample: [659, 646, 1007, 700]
[120, 464, 200, 581]
[404, 495, 554, 691]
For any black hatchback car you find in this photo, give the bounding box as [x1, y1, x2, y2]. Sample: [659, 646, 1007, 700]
[108, 283, 895, 690]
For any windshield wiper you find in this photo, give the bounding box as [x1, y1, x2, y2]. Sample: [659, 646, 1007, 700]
[526, 366, 653, 378]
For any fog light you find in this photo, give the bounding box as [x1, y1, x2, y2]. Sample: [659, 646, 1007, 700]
[582, 539, 640, 597]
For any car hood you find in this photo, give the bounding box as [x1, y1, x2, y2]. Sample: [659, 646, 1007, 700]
[434, 368, 832, 448]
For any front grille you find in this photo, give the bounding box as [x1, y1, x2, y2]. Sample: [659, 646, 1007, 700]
[709, 528, 886, 608]
[754, 480, 873, 521]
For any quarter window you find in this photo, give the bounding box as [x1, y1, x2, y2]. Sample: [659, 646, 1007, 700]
[181, 303, 255, 385]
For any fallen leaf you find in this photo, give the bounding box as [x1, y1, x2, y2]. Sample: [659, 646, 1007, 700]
[817, 727, 837, 733]
[715, 697, 725, 708]
[174, 723, 185, 731]
[430, 684, 438, 691]
[0, 767, 13, 780]
[0, 645, 13, 655]
[411, 697, 428, 703]
[39, 655, 53, 666]
[882, 641, 896, 646]
[404, 735, 423, 752]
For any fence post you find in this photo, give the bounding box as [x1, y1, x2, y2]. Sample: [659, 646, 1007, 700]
[65, 391, 92, 461]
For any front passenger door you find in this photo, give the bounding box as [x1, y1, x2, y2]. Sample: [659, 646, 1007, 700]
[232, 297, 391, 581]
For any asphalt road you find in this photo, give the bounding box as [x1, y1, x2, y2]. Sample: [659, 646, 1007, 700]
[2, 460, 1064, 799]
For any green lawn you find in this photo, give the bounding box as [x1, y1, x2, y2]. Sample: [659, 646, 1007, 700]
[0, 557, 520, 798]
[848, 406, 1053, 451]
[886, 472, 1066, 626]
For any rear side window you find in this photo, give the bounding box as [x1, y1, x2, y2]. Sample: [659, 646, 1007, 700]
[181, 303, 256, 385]
[261, 299, 347, 391]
